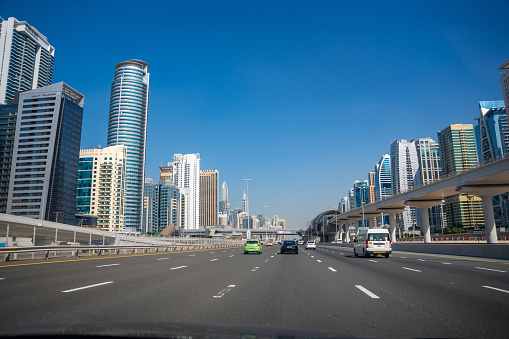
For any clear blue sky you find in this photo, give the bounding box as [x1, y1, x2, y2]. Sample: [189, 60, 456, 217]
[2, 0, 508, 228]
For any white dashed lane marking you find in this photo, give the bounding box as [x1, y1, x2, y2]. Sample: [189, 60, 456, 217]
[62, 281, 113, 293]
[483, 286, 509, 294]
[476, 267, 506, 273]
[402, 267, 421, 273]
[328, 267, 337, 272]
[213, 285, 236, 298]
[96, 264, 120, 268]
[170, 266, 187, 270]
[355, 285, 380, 299]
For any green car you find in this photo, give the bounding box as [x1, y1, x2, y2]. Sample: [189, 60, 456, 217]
[244, 239, 262, 254]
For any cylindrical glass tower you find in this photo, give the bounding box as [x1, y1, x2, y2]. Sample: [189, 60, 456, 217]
[107, 59, 149, 231]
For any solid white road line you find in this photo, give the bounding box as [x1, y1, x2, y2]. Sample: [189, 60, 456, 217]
[210, 259, 218, 262]
[476, 267, 507, 273]
[355, 285, 380, 299]
[96, 264, 120, 268]
[328, 267, 337, 272]
[62, 281, 113, 293]
[157, 258, 169, 260]
[170, 266, 187, 270]
[402, 267, 421, 273]
[317, 260, 322, 262]
[483, 286, 509, 294]
[213, 285, 236, 298]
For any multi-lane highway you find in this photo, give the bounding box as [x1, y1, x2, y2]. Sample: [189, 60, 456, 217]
[1, 244, 508, 338]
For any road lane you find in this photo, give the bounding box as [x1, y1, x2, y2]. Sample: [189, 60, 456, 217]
[0, 244, 508, 338]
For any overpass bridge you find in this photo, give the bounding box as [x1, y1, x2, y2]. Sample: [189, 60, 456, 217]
[310, 156, 509, 244]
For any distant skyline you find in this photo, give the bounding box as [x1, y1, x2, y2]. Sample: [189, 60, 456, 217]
[2, 0, 508, 228]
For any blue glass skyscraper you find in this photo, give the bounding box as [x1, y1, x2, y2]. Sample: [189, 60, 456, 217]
[107, 60, 150, 231]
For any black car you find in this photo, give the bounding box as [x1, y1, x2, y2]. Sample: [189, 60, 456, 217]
[280, 240, 298, 254]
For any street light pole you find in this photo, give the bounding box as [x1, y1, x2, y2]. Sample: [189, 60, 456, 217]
[264, 205, 269, 240]
[243, 179, 252, 229]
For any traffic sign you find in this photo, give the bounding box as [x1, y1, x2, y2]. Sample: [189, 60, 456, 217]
[473, 223, 482, 235]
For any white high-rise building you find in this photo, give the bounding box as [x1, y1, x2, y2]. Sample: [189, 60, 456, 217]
[172, 153, 200, 229]
[390, 139, 421, 231]
[242, 191, 248, 213]
[0, 17, 54, 104]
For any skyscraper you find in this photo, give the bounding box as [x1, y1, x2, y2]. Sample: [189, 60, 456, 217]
[172, 153, 200, 229]
[106, 60, 150, 231]
[242, 191, 248, 213]
[6, 82, 84, 224]
[499, 59, 509, 110]
[0, 103, 18, 213]
[0, 17, 55, 104]
[77, 145, 127, 232]
[415, 137, 446, 232]
[143, 178, 159, 233]
[475, 101, 509, 229]
[375, 153, 392, 201]
[390, 139, 421, 231]
[199, 169, 218, 226]
[438, 124, 484, 229]
[368, 169, 376, 203]
[353, 180, 369, 228]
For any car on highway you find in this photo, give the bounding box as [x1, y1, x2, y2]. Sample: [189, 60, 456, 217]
[244, 239, 262, 254]
[280, 240, 298, 254]
[353, 228, 391, 258]
[266, 241, 273, 246]
[305, 241, 316, 250]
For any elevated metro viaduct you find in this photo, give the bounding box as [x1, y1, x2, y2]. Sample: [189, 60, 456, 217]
[309, 156, 509, 244]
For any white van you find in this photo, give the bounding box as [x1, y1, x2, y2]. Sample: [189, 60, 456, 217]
[353, 229, 391, 258]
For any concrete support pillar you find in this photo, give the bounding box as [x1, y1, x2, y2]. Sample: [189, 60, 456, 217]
[404, 200, 443, 244]
[337, 225, 343, 242]
[482, 196, 498, 244]
[344, 223, 350, 243]
[388, 213, 397, 243]
[420, 208, 431, 243]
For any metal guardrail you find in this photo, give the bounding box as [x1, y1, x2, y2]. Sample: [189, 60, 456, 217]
[0, 243, 242, 262]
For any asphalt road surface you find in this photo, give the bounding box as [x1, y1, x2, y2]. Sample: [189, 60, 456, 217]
[1, 244, 508, 338]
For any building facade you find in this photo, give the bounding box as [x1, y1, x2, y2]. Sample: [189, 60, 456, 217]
[390, 139, 421, 231]
[6, 82, 84, 224]
[375, 153, 392, 201]
[143, 178, 159, 233]
[0, 17, 54, 104]
[77, 145, 127, 231]
[106, 60, 150, 231]
[199, 169, 218, 226]
[475, 101, 509, 229]
[0, 103, 18, 212]
[438, 124, 484, 229]
[172, 153, 200, 229]
[415, 137, 446, 232]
